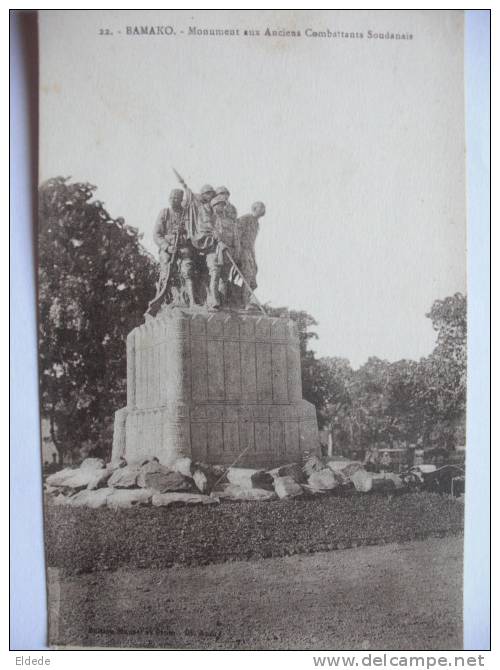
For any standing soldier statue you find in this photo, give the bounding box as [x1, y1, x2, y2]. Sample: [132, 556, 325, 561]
[215, 185, 238, 221]
[210, 193, 241, 307]
[237, 201, 266, 309]
[147, 188, 195, 314]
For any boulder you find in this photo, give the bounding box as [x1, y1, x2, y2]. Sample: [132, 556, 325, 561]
[108, 457, 128, 472]
[142, 470, 192, 493]
[335, 462, 364, 484]
[218, 484, 277, 501]
[172, 457, 194, 478]
[211, 464, 228, 481]
[226, 467, 257, 488]
[302, 456, 325, 477]
[44, 485, 61, 496]
[308, 468, 339, 491]
[251, 471, 274, 491]
[79, 457, 106, 471]
[327, 459, 362, 474]
[108, 464, 141, 489]
[46, 468, 78, 487]
[151, 492, 219, 507]
[46, 465, 106, 490]
[268, 463, 306, 484]
[192, 462, 222, 493]
[226, 467, 274, 491]
[136, 461, 172, 488]
[382, 472, 404, 490]
[274, 476, 303, 499]
[106, 489, 153, 509]
[193, 469, 209, 494]
[87, 466, 114, 490]
[351, 469, 373, 493]
[68, 488, 113, 508]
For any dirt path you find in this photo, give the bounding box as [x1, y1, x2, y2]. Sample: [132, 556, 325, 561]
[48, 535, 463, 650]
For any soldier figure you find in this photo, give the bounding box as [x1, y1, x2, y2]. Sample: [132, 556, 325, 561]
[155, 171, 266, 313]
[184, 184, 217, 252]
[215, 185, 238, 220]
[153, 188, 196, 306]
[208, 194, 241, 308]
[237, 201, 266, 308]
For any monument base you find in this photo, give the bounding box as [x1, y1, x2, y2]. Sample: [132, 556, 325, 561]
[112, 307, 320, 468]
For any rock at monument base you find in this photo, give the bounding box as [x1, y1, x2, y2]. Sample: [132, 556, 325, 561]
[351, 469, 373, 493]
[68, 488, 113, 508]
[192, 463, 222, 493]
[108, 464, 141, 489]
[45, 468, 79, 488]
[79, 457, 106, 471]
[106, 489, 154, 509]
[142, 470, 192, 493]
[268, 463, 305, 484]
[384, 472, 404, 489]
[273, 476, 303, 499]
[251, 471, 275, 491]
[46, 464, 107, 490]
[327, 458, 361, 474]
[151, 492, 219, 507]
[87, 466, 113, 490]
[307, 468, 339, 491]
[226, 468, 258, 488]
[303, 456, 325, 478]
[218, 484, 277, 501]
[193, 469, 209, 493]
[108, 457, 128, 471]
[332, 462, 364, 485]
[226, 468, 274, 491]
[136, 461, 172, 488]
[172, 457, 194, 478]
[44, 484, 62, 496]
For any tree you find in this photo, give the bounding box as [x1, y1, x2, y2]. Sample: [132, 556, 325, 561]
[315, 357, 354, 449]
[308, 294, 467, 454]
[417, 292, 467, 448]
[38, 177, 158, 462]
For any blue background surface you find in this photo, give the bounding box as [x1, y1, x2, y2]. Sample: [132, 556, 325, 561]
[9, 10, 490, 650]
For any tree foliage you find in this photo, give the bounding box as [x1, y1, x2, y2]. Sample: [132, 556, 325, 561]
[38, 177, 157, 462]
[269, 294, 466, 451]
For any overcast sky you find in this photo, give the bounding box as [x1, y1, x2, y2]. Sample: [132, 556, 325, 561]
[39, 10, 466, 368]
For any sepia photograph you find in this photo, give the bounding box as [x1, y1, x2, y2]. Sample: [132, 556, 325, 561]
[9, 8, 491, 653]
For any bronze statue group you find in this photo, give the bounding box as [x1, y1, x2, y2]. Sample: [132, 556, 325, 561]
[147, 174, 266, 316]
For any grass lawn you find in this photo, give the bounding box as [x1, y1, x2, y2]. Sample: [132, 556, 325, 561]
[45, 491, 463, 574]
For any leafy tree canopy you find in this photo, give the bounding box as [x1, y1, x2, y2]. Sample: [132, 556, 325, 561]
[39, 177, 157, 461]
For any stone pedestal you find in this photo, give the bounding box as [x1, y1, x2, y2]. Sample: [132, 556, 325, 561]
[112, 308, 319, 468]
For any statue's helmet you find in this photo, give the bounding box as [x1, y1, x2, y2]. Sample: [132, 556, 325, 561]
[211, 194, 227, 208]
[215, 186, 230, 198]
[170, 189, 184, 199]
[200, 184, 215, 195]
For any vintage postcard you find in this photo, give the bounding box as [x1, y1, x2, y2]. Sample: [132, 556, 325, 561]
[38, 9, 467, 650]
